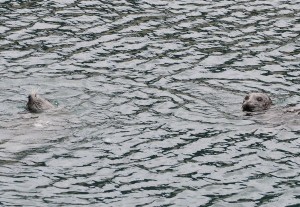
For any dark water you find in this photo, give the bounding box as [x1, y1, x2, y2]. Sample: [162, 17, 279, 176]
[0, 0, 300, 206]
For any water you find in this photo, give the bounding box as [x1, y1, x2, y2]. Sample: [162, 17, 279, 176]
[0, 0, 299, 206]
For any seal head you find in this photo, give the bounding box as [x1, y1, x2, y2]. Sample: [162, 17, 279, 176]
[27, 92, 54, 113]
[242, 93, 272, 112]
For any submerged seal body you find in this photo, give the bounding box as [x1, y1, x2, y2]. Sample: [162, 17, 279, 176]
[242, 92, 272, 112]
[27, 92, 54, 113]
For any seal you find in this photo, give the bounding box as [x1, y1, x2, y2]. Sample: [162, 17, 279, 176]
[27, 91, 54, 113]
[242, 92, 272, 112]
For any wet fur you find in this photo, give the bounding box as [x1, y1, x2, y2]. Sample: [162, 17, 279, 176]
[242, 93, 272, 112]
[27, 91, 54, 113]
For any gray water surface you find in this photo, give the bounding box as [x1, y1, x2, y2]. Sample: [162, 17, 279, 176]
[0, 0, 300, 206]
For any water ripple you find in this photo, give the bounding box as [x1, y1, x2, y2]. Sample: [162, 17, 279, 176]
[0, 0, 299, 206]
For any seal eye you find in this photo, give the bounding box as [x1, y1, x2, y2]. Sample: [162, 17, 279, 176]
[245, 95, 249, 101]
[257, 97, 263, 102]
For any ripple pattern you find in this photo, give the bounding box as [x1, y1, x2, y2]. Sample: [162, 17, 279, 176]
[0, 0, 299, 206]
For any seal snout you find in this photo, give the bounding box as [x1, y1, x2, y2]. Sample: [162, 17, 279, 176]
[242, 102, 255, 112]
[28, 94, 33, 101]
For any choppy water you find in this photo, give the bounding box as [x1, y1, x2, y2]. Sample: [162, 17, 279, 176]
[0, 0, 300, 206]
